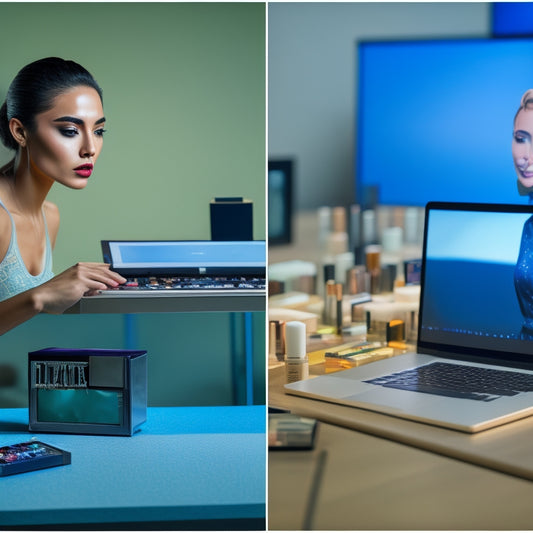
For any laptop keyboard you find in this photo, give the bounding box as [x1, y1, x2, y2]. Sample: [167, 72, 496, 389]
[114, 276, 266, 291]
[364, 362, 533, 402]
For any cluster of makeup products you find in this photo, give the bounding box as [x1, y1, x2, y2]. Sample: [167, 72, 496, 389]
[269, 202, 425, 383]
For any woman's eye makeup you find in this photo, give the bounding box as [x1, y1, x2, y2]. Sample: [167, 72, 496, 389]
[56, 126, 106, 138]
[514, 131, 531, 144]
[58, 128, 78, 137]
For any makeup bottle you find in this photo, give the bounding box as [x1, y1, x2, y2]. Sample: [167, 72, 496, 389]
[404, 207, 423, 245]
[269, 320, 286, 362]
[387, 319, 407, 349]
[349, 204, 362, 263]
[324, 263, 335, 283]
[380, 263, 397, 293]
[327, 207, 349, 255]
[362, 209, 378, 246]
[382, 226, 403, 254]
[296, 274, 316, 295]
[323, 280, 337, 326]
[335, 283, 343, 334]
[334, 252, 355, 284]
[347, 265, 370, 295]
[332, 206, 347, 233]
[317, 206, 332, 250]
[366, 245, 382, 294]
[318, 262, 335, 301]
[326, 232, 348, 256]
[285, 321, 309, 383]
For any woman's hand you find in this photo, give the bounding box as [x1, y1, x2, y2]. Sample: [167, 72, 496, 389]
[0, 263, 125, 336]
[33, 262, 126, 314]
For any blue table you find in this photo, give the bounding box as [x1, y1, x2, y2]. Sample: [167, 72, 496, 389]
[0, 406, 266, 529]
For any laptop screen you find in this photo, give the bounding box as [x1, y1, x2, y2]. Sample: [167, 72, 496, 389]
[101, 240, 266, 276]
[418, 202, 533, 365]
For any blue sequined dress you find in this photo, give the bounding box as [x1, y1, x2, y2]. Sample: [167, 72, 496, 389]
[514, 214, 533, 338]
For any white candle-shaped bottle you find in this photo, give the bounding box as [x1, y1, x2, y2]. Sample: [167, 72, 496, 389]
[285, 321, 309, 383]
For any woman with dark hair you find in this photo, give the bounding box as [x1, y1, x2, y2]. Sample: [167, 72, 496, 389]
[0, 57, 125, 335]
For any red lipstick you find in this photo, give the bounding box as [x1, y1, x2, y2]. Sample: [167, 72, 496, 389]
[74, 164, 93, 178]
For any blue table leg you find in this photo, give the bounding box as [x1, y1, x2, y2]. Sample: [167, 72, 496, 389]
[244, 312, 254, 406]
[124, 314, 139, 349]
[229, 312, 255, 406]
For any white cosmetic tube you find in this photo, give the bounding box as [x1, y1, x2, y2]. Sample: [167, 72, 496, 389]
[285, 321, 309, 383]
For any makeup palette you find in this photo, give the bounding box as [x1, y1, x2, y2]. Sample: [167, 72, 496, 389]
[0, 441, 71, 476]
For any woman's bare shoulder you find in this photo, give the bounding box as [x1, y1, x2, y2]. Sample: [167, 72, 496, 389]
[0, 191, 11, 261]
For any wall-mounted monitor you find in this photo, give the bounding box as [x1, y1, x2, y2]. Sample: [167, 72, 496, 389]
[356, 37, 533, 207]
[492, 2, 533, 37]
[268, 159, 293, 245]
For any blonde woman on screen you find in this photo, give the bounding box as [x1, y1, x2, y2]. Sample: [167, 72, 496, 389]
[512, 89, 533, 339]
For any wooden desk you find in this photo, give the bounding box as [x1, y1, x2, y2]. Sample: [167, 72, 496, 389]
[269, 365, 533, 530]
[269, 417, 533, 530]
[270, 362, 533, 480]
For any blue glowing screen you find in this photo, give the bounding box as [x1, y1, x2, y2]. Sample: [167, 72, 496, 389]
[419, 206, 533, 357]
[108, 241, 266, 269]
[356, 38, 533, 206]
[493, 3, 533, 37]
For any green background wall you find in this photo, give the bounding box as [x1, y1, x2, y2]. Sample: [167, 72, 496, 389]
[0, 2, 266, 407]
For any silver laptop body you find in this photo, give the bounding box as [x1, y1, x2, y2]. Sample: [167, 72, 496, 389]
[285, 202, 533, 433]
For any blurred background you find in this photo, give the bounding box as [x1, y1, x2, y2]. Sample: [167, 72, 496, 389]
[0, 2, 266, 408]
[268, 2, 533, 212]
[267, 1, 533, 366]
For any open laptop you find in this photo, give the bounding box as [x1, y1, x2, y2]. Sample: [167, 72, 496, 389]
[286, 202, 533, 433]
[99, 240, 266, 296]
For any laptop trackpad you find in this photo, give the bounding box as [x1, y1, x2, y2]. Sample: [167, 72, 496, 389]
[345, 386, 507, 420]
[345, 387, 421, 414]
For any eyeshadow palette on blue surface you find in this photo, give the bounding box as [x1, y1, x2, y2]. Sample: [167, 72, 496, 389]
[0, 441, 71, 477]
[28, 348, 147, 436]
